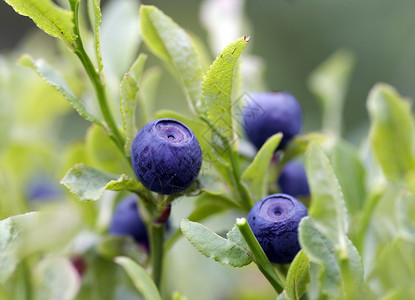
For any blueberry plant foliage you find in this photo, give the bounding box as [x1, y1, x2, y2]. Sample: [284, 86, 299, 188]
[1, 0, 415, 299]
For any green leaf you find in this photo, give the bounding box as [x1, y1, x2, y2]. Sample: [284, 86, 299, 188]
[0, 212, 38, 284]
[115, 256, 161, 300]
[181, 219, 252, 267]
[87, 0, 104, 72]
[18, 55, 102, 125]
[368, 238, 415, 299]
[308, 49, 355, 136]
[165, 192, 237, 251]
[367, 83, 415, 182]
[242, 133, 282, 199]
[104, 175, 142, 192]
[86, 125, 132, 175]
[33, 256, 80, 300]
[280, 132, 329, 165]
[343, 236, 364, 288]
[121, 54, 148, 156]
[201, 36, 250, 141]
[121, 54, 147, 156]
[332, 141, 366, 215]
[285, 250, 310, 300]
[101, 0, 140, 77]
[138, 67, 162, 125]
[3, 0, 77, 49]
[306, 144, 349, 256]
[140, 5, 203, 113]
[299, 217, 341, 298]
[396, 192, 415, 241]
[61, 163, 142, 201]
[226, 224, 250, 253]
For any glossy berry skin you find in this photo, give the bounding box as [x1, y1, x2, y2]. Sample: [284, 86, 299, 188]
[242, 92, 302, 150]
[109, 196, 148, 246]
[247, 193, 308, 264]
[131, 118, 202, 195]
[278, 161, 310, 198]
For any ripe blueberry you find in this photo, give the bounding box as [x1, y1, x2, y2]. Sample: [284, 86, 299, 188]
[131, 118, 202, 195]
[247, 193, 308, 264]
[109, 196, 148, 246]
[277, 160, 310, 198]
[242, 92, 302, 150]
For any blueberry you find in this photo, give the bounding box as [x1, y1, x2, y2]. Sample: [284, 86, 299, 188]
[26, 179, 61, 201]
[277, 160, 310, 198]
[242, 92, 302, 150]
[131, 118, 202, 195]
[109, 196, 148, 246]
[247, 193, 308, 264]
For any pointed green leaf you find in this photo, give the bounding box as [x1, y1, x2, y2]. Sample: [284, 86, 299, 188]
[285, 250, 310, 300]
[201, 36, 249, 141]
[181, 219, 252, 267]
[0, 212, 38, 283]
[140, 5, 203, 113]
[101, 0, 140, 77]
[306, 144, 349, 256]
[242, 133, 282, 199]
[115, 256, 161, 300]
[226, 224, 250, 253]
[332, 141, 366, 215]
[61, 163, 143, 201]
[299, 217, 341, 298]
[138, 67, 162, 125]
[87, 0, 104, 72]
[308, 49, 355, 136]
[18, 55, 102, 125]
[343, 236, 364, 287]
[165, 193, 237, 251]
[3, 0, 76, 49]
[33, 257, 80, 300]
[121, 54, 148, 156]
[367, 83, 415, 182]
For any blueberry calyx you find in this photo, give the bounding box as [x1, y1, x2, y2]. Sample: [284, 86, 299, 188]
[131, 118, 202, 195]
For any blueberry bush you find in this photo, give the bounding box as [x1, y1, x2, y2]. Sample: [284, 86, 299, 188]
[1, 0, 415, 299]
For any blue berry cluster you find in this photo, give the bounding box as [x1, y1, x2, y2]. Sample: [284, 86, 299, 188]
[243, 92, 310, 264]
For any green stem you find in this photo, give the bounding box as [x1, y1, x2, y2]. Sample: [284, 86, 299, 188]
[70, 0, 125, 152]
[229, 148, 252, 211]
[200, 116, 252, 210]
[150, 222, 165, 289]
[236, 218, 284, 294]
